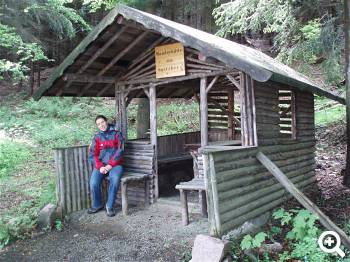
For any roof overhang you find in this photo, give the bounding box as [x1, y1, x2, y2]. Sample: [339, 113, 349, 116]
[33, 5, 345, 104]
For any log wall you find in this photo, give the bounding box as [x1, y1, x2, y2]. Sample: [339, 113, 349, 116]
[203, 81, 316, 236]
[54, 140, 155, 215]
[157, 131, 200, 157]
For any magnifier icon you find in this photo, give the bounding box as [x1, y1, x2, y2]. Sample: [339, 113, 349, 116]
[318, 231, 345, 258]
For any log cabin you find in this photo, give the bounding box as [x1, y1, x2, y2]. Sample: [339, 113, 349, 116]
[33, 5, 345, 236]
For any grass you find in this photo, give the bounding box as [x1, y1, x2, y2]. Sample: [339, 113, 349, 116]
[315, 97, 346, 127]
[0, 93, 200, 248]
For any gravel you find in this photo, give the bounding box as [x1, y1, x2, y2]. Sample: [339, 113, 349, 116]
[0, 201, 208, 262]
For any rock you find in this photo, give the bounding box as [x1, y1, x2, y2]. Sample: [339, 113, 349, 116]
[189, 234, 232, 262]
[222, 212, 270, 240]
[260, 242, 283, 254]
[37, 203, 57, 230]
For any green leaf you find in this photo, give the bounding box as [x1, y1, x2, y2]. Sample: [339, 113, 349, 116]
[252, 232, 267, 248]
[240, 234, 253, 250]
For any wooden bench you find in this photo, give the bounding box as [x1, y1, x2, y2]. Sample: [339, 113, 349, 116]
[175, 178, 207, 226]
[175, 147, 207, 225]
[116, 140, 154, 216]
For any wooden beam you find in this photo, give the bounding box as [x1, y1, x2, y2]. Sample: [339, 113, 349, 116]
[122, 36, 164, 79]
[63, 74, 115, 83]
[143, 87, 150, 98]
[97, 83, 113, 97]
[64, 27, 127, 90]
[118, 69, 235, 89]
[208, 97, 241, 125]
[226, 74, 242, 91]
[149, 84, 158, 199]
[78, 31, 148, 96]
[186, 57, 226, 69]
[227, 87, 235, 139]
[256, 151, 350, 250]
[206, 76, 219, 94]
[200, 77, 208, 146]
[120, 85, 128, 141]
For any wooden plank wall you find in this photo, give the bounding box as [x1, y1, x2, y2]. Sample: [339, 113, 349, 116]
[54, 141, 155, 215]
[157, 131, 201, 157]
[203, 81, 316, 236]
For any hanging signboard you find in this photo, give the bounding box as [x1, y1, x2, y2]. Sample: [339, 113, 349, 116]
[155, 42, 185, 79]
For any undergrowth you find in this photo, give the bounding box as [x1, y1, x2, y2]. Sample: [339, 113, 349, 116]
[228, 208, 350, 262]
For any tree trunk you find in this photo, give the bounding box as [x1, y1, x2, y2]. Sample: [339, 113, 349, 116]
[344, 0, 350, 186]
[136, 98, 150, 139]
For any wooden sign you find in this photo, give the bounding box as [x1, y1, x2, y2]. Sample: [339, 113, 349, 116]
[155, 43, 185, 79]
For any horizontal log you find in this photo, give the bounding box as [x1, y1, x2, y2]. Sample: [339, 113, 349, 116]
[215, 151, 314, 183]
[62, 74, 115, 83]
[219, 176, 316, 229]
[219, 172, 315, 222]
[218, 160, 315, 202]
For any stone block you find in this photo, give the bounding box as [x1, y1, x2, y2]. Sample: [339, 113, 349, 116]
[37, 203, 57, 230]
[190, 234, 231, 262]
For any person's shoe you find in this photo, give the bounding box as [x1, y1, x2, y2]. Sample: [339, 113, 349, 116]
[87, 206, 104, 214]
[105, 205, 116, 217]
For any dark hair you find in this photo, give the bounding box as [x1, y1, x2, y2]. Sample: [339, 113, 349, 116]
[95, 115, 107, 123]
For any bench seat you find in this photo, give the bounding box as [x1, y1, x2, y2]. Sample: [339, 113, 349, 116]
[175, 178, 207, 225]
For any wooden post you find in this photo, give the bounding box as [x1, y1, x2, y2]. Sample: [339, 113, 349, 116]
[149, 84, 158, 199]
[200, 77, 208, 146]
[121, 85, 127, 141]
[240, 73, 247, 146]
[179, 189, 189, 226]
[115, 84, 128, 141]
[115, 84, 122, 131]
[227, 88, 235, 139]
[121, 181, 128, 216]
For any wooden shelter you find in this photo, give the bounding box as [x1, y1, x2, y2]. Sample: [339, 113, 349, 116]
[34, 5, 345, 236]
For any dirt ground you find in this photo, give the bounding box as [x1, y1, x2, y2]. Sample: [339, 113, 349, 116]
[0, 200, 208, 262]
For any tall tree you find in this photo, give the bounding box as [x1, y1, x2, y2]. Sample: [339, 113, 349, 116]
[0, 0, 90, 82]
[344, 0, 350, 186]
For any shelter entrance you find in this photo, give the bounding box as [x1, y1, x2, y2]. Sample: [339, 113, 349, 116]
[115, 48, 258, 202]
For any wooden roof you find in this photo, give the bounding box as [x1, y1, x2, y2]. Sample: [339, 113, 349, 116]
[33, 5, 345, 104]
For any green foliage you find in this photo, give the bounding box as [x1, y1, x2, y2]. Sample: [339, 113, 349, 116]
[0, 23, 48, 81]
[0, 0, 91, 82]
[315, 103, 345, 127]
[26, 0, 91, 39]
[272, 208, 335, 261]
[83, 0, 140, 12]
[240, 232, 267, 250]
[214, 0, 344, 86]
[55, 219, 63, 231]
[0, 140, 33, 179]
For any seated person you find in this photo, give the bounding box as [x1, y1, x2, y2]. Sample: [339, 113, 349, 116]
[88, 115, 124, 217]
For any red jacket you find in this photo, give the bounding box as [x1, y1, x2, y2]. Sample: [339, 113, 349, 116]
[88, 125, 124, 170]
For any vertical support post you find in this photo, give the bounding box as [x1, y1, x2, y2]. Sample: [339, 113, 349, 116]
[115, 83, 122, 131]
[291, 91, 297, 140]
[240, 73, 257, 146]
[179, 189, 189, 226]
[120, 85, 128, 141]
[149, 84, 158, 199]
[239, 72, 247, 146]
[227, 88, 235, 140]
[115, 83, 128, 141]
[200, 77, 208, 146]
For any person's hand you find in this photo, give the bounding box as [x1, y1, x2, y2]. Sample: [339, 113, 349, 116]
[99, 166, 107, 174]
[105, 165, 112, 172]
